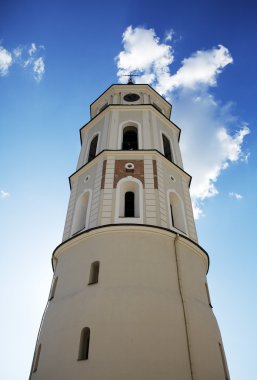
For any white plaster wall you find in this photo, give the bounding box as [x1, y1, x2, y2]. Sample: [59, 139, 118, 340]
[33, 227, 227, 380]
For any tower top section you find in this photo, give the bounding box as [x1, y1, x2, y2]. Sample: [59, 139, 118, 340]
[90, 83, 172, 120]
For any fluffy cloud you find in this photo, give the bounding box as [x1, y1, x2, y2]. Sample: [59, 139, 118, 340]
[116, 26, 173, 84]
[0, 190, 10, 199]
[229, 192, 243, 200]
[0, 47, 12, 76]
[0, 43, 45, 81]
[116, 26, 250, 218]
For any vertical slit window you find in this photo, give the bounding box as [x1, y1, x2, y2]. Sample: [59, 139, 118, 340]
[125, 191, 135, 217]
[88, 261, 100, 285]
[78, 327, 90, 361]
[205, 282, 213, 308]
[88, 135, 98, 162]
[122, 127, 138, 150]
[219, 342, 230, 380]
[170, 204, 174, 227]
[49, 276, 58, 301]
[32, 344, 41, 373]
[162, 134, 173, 162]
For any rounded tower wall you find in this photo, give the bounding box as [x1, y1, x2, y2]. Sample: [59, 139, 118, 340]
[35, 226, 226, 380]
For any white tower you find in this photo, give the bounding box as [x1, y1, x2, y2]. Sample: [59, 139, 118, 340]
[30, 81, 230, 380]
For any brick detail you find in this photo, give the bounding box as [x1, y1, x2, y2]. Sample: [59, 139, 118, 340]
[101, 160, 107, 189]
[152, 160, 158, 189]
[113, 160, 144, 188]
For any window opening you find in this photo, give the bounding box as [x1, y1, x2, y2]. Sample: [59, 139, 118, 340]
[125, 191, 135, 217]
[88, 135, 98, 162]
[72, 192, 90, 234]
[205, 282, 213, 308]
[88, 261, 100, 285]
[170, 204, 174, 227]
[49, 276, 58, 301]
[122, 127, 138, 150]
[78, 328, 90, 361]
[32, 344, 41, 373]
[162, 134, 173, 162]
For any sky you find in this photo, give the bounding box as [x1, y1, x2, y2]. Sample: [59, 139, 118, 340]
[0, 0, 257, 379]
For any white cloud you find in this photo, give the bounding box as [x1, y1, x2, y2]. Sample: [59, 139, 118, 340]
[13, 46, 22, 58]
[229, 192, 243, 200]
[0, 43, 45, 81]
[33, 57, 45, 82]
[116, 26, 174, 84]
[1, 190, 10, 199]
[156, 45, 233, 95]
[164, 29, 174, 42]
[116, 26, 250, 218]
[29, 42, 37, 56]
[0, 46, 12, 76]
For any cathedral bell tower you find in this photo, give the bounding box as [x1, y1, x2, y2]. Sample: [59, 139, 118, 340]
[30, 81, 230, 380]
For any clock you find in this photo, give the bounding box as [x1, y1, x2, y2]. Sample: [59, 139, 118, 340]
[123, 93, 140, 102]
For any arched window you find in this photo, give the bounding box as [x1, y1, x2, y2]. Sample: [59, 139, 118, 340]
[32, 344, 41, 373]
[162, 134, 173, 162]
[125, 191, 135, 217]
[122, 126, 138, 150]
[88, 135, 98, 162]
[71, 191, 91, 235]
[168, 191, 187, 233]
[88, 261, 100, 285]
[115, 178, 143, 223]
[48, 276, 58, 301]
[78, 327, 90, 361]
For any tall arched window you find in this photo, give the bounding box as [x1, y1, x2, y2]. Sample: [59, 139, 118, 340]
[168, 191, 187, 233]
[71, 191, 91, 235]
[88, 261, 100, 285]
[162, 134, 173, 162]
[88, 135, 98, 162]
[122, 126, 138, 150]
[125, 191, 135, 217]
[78, 327, 90, 361]
[115, 178, 143, 223]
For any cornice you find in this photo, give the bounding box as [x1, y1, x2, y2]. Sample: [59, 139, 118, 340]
[69, 149, 192, 188]
[90, 83, 172, 115]
[79, 104, 181, 145]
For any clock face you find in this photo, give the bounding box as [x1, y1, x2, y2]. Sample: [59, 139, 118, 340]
[123, 93, 140, 102]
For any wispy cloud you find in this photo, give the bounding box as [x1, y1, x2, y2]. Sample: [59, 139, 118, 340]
[0, 43, 45, 81]
[229, 192, 243, 200]
[0, 190, 10, 199]
[0, 47, 13, 76]
[116, 26, 250, 218]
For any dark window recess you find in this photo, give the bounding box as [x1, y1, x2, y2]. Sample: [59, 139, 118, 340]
[123, 93, 140, 102]
[32, 344, 41, 373]
[162, 134, 173, 162]
[122, 127, 138, 150]
[88, 261, 100, 285]
[170, 204, 174, 227]
[88, 135, 98, 162]
[125, 191, 135, 217]
[78, 327, 90, 361]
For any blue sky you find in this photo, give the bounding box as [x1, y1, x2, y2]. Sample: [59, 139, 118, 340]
[1, 1, 257, 379]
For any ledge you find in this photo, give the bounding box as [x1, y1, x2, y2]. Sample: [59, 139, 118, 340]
[52, 223, 209, 273]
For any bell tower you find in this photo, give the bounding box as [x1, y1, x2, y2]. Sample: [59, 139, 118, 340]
[30, 82, 230, 380]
